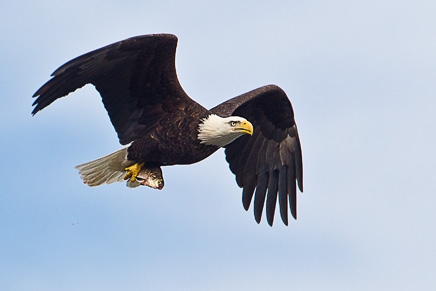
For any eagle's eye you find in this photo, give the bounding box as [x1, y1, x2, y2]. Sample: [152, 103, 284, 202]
[229, 121, 238, 127]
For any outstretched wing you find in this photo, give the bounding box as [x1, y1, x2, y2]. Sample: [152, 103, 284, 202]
[32, 34, 201, 145]
[210, 85, 303, 226]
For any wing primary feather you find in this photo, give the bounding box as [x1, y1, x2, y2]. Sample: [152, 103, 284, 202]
[278, 166, 289, 226]
[264, 139, 280, 224]
[294, 133, 304, 192]
[242, 178, 257, 211]
[289, 182, 297, 220]
[288, 156, 297, 219]
[253, 172, 268, 224]
[286, 126, 303, 192]
[266, 170, 279, 226]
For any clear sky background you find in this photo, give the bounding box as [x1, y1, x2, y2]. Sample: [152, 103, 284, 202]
[1, 0, 436, 290]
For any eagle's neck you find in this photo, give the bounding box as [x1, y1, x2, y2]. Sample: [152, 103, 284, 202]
[197, 114, 244, 147]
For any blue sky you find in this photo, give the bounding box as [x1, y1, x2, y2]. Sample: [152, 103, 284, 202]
[1, 0, 436, 290]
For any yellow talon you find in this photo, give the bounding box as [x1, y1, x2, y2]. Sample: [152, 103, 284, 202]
[124, 162, 144, 182]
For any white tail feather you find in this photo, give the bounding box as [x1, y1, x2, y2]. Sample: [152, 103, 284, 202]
[75, 148, 133, 187]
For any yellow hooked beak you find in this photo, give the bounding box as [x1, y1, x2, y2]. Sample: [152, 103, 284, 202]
[235, 120, 253, 135]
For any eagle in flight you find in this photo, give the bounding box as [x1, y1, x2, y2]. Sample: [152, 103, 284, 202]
[32, 34, 303, 226]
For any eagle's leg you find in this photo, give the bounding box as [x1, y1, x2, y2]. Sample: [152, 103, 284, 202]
[124, 162, 145, 182]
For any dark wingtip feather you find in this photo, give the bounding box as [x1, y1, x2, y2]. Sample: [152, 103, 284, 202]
[279, 198, 288, 226]
[289, 184, 297, 220]
[278, 168, 288, 225]
[298, 178, 304, 193]
[266, 170, 279, 227]
[266, 209, 275, 226]
[242, 178, 256, 211]
[253, 173, 268, 224]
[254, 212, 262, 224]
[255, 214, 262, 224]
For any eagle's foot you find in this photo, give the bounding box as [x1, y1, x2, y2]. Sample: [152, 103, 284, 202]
[124, 162, 145, 182]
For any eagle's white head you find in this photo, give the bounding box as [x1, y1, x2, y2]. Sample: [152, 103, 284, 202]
[198, 114, 253, 147]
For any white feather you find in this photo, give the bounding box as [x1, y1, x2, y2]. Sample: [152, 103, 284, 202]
[75, 148, 133, 186]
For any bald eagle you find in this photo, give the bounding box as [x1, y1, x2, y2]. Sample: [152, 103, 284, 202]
[32, 34, 303, 226]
